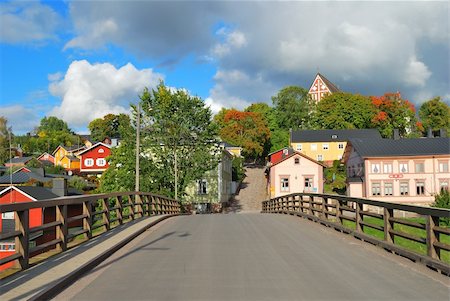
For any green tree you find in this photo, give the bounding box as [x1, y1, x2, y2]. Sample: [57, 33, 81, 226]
[0, 117, 12, 165]
[311, 92, 375, 130]
[88, 113, 131, 141]
[419, 97, 450, 133]
[432, 189, 450, 226]
[272, 86, 314, 130]
[37, 116, 71, 133]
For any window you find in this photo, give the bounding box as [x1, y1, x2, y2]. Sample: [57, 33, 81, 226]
[415, 162, 425, 173]
[317, 154, 323, 161]
[198, 179, 207, 194]
[296, 144, 302, 151]
[294, 157, 300, 164]
[440, 181, 449, 191]
[311, 144, 317, 151]
[98, 148, 105, 153]
[372, 183, 381, 196]
[383, 163, 392, 174]
[416, 182, 425, 195]
[400, 182, 409, 195]
[96, 158, 106, 167]
[384, 182, 393, 196]
[281, 177, 289, 192]
[84, 158, 94, 167]
[304, 177, 313, 192]
[439, 161, 449, 173]
[371, 163, 380, 173]
[338, 143, 344, 149]
[323, 143, 329, 150]
[399, 162, 409, 173]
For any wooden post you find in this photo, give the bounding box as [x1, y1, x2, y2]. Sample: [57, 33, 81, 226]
[128, 195, 134, 220]
[117, 196, 123, 225]
[383, 208, 394, 243]
[102, 198, 110, 231]
[135, 194, 142, 218]
[56, 204, 68, 252]
[309, 196, 314, 217]
[426, 215, 440, 260]
[321, 197, 327, 219]
[83, 201, 92, 240]
[335, 199, 341, 225]
[355, 202, 363, 232]
[15, 209, 29, 269]
[150, 196, 155, 215]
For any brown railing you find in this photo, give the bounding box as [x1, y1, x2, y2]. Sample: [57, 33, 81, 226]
[262, 193, 450, 274]
[0, 192, 181, 271]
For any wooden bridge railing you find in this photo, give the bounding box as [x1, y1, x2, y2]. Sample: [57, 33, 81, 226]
[0, 191, 181, 271]
[262, 193, 450, 274]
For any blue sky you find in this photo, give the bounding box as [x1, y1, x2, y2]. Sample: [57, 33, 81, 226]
[1, 1, 449, 134]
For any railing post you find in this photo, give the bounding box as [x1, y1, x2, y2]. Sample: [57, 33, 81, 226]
[335, 199, 341, 225]
[309, 196, 314, 217]
[117, 196, 123, 225]
[355, 202, 363, 232]
[83, 201, 92, 240]
[102, 198, 110, 231]
[321, 197, 327, 220]
[383, 208, 394, 243]
[15, 209, 29, 269]
[150, 196, 156, 215]
[135, 194, 143, 218]
[128, 195, 135, 220]
[426, 215, 440, 260]
[56, 204, 68, 252]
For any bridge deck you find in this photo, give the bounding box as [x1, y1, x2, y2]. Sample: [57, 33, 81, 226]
[58, 214, 449, 301]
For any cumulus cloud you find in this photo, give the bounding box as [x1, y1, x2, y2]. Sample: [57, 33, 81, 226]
[1, 105, 40, 133]
[65, 1, 449, 106]
[49, 60, 163, 128]
[0, 1, 60, 44]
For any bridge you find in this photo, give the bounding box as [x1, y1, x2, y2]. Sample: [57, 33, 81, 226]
[1, 191, 449, 300]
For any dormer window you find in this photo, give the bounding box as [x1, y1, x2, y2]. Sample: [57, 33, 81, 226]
[98, 148, 105, 153]
[332, 135, 338, 139]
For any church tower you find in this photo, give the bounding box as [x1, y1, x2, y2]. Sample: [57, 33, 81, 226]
[308, 73, 340, 102]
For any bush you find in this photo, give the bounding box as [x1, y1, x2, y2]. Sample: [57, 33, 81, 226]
[68, 176, 88, 191]
[432, 189, 450, 225]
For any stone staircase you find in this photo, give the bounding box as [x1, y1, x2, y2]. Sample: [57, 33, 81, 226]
[231, 165, 268, 213]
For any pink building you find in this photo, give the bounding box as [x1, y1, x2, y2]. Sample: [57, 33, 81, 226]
[267, 150, 326, 198]
[344, 137, 450, 205]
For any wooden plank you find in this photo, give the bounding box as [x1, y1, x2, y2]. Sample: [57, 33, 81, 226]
[384, 208, 394, 243]
[29, 221, 61, 234]
[0, 252, 21, 266]
[434, 225, 450, 236]
[15, 209, 29, 269]
[389, 217, 426, 230]
[29, 238, 62, 254]
[0, 230, 21, 240]
[390, 229, 426, 244]
[433, 241, 450, 252]
[426, 215, 440, 260]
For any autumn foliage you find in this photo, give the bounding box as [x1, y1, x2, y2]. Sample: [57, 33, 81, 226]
[219, 110, 270, 158]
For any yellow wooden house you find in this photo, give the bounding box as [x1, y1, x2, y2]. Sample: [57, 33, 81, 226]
[53, 145, 85, 170]
[289, 129, 381, 166]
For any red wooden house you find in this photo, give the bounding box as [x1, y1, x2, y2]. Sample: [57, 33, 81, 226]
[79, 142, 111, 173]
[37, 152, 55, 165]
[0, 181, 82, 271]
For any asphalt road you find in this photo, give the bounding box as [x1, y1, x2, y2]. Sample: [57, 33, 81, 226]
[60, 214, 450, 301]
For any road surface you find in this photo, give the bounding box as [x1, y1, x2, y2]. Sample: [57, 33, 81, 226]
[58, 214, 450, 301]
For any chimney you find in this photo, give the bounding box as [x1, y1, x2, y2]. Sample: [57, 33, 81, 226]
[52, 178, 68, 197]
[111, 138, 118, 147]
[427, 128, 433, 138]
[393, 129, 400, 140]
[439, 129, 447, 138]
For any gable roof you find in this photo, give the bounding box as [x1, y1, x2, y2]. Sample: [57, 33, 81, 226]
[349, 137, 450, 158]
[0, 185, 58, 201]
[309, 73, 340, 94]
[0, 171, 52, 185]
[270, 151, 327, 168]
[52, 145, 85, 155]
[291, 129, 382, 143]
[37, 152, 54, 160]
[77, 142, 111, 156]
[7, 156, 33, 164]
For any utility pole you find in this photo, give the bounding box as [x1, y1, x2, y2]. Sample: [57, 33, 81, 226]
[135, 104, 140, 192]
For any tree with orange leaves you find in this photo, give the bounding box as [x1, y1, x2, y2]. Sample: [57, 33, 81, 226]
[219, 109, 270, 159]
[370, 92, 418, 138]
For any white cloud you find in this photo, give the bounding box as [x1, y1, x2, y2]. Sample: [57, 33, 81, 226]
[0, 2, 60, 44]
[403, 57, 432, 87]
[211, 28, 247, 58]
[1, 105, 40, 133]
[49, 60, 163, 128]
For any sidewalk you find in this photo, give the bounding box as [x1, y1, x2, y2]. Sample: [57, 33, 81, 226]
[1, 214, 177, 300]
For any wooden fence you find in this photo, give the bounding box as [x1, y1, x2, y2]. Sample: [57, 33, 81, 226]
[0, 192, 181, 271]
[262, 193, 450, 274]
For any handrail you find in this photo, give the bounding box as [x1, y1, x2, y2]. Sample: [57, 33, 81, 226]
[0, 191, 181, 272]
[262, 192, 450, 275]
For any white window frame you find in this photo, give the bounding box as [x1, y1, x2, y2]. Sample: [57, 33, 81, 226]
[317, 154, 323, 161]
[84, 158, 94, 167]
[96, 158, 106, 167]
[415, 162, 425, 173]
[371, 183, 381, 196]
[296, 144, 302, 151]
[399, 162, 409, 173]
[322, 143, 329, 150]
[416, 181, 425, 195]
[311, 144, 317, 151]
[383, 163, 392, 174]
[338, 143, 344, 149]
[280, 177, 290, 192]
[371, 163, 381, 174]
[198, 179, 207, 195]
[400, 182, 409, 195]
[98, 148, 105, 153]
[439, 161, 449, 173]
[384, 182, 393, 196]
